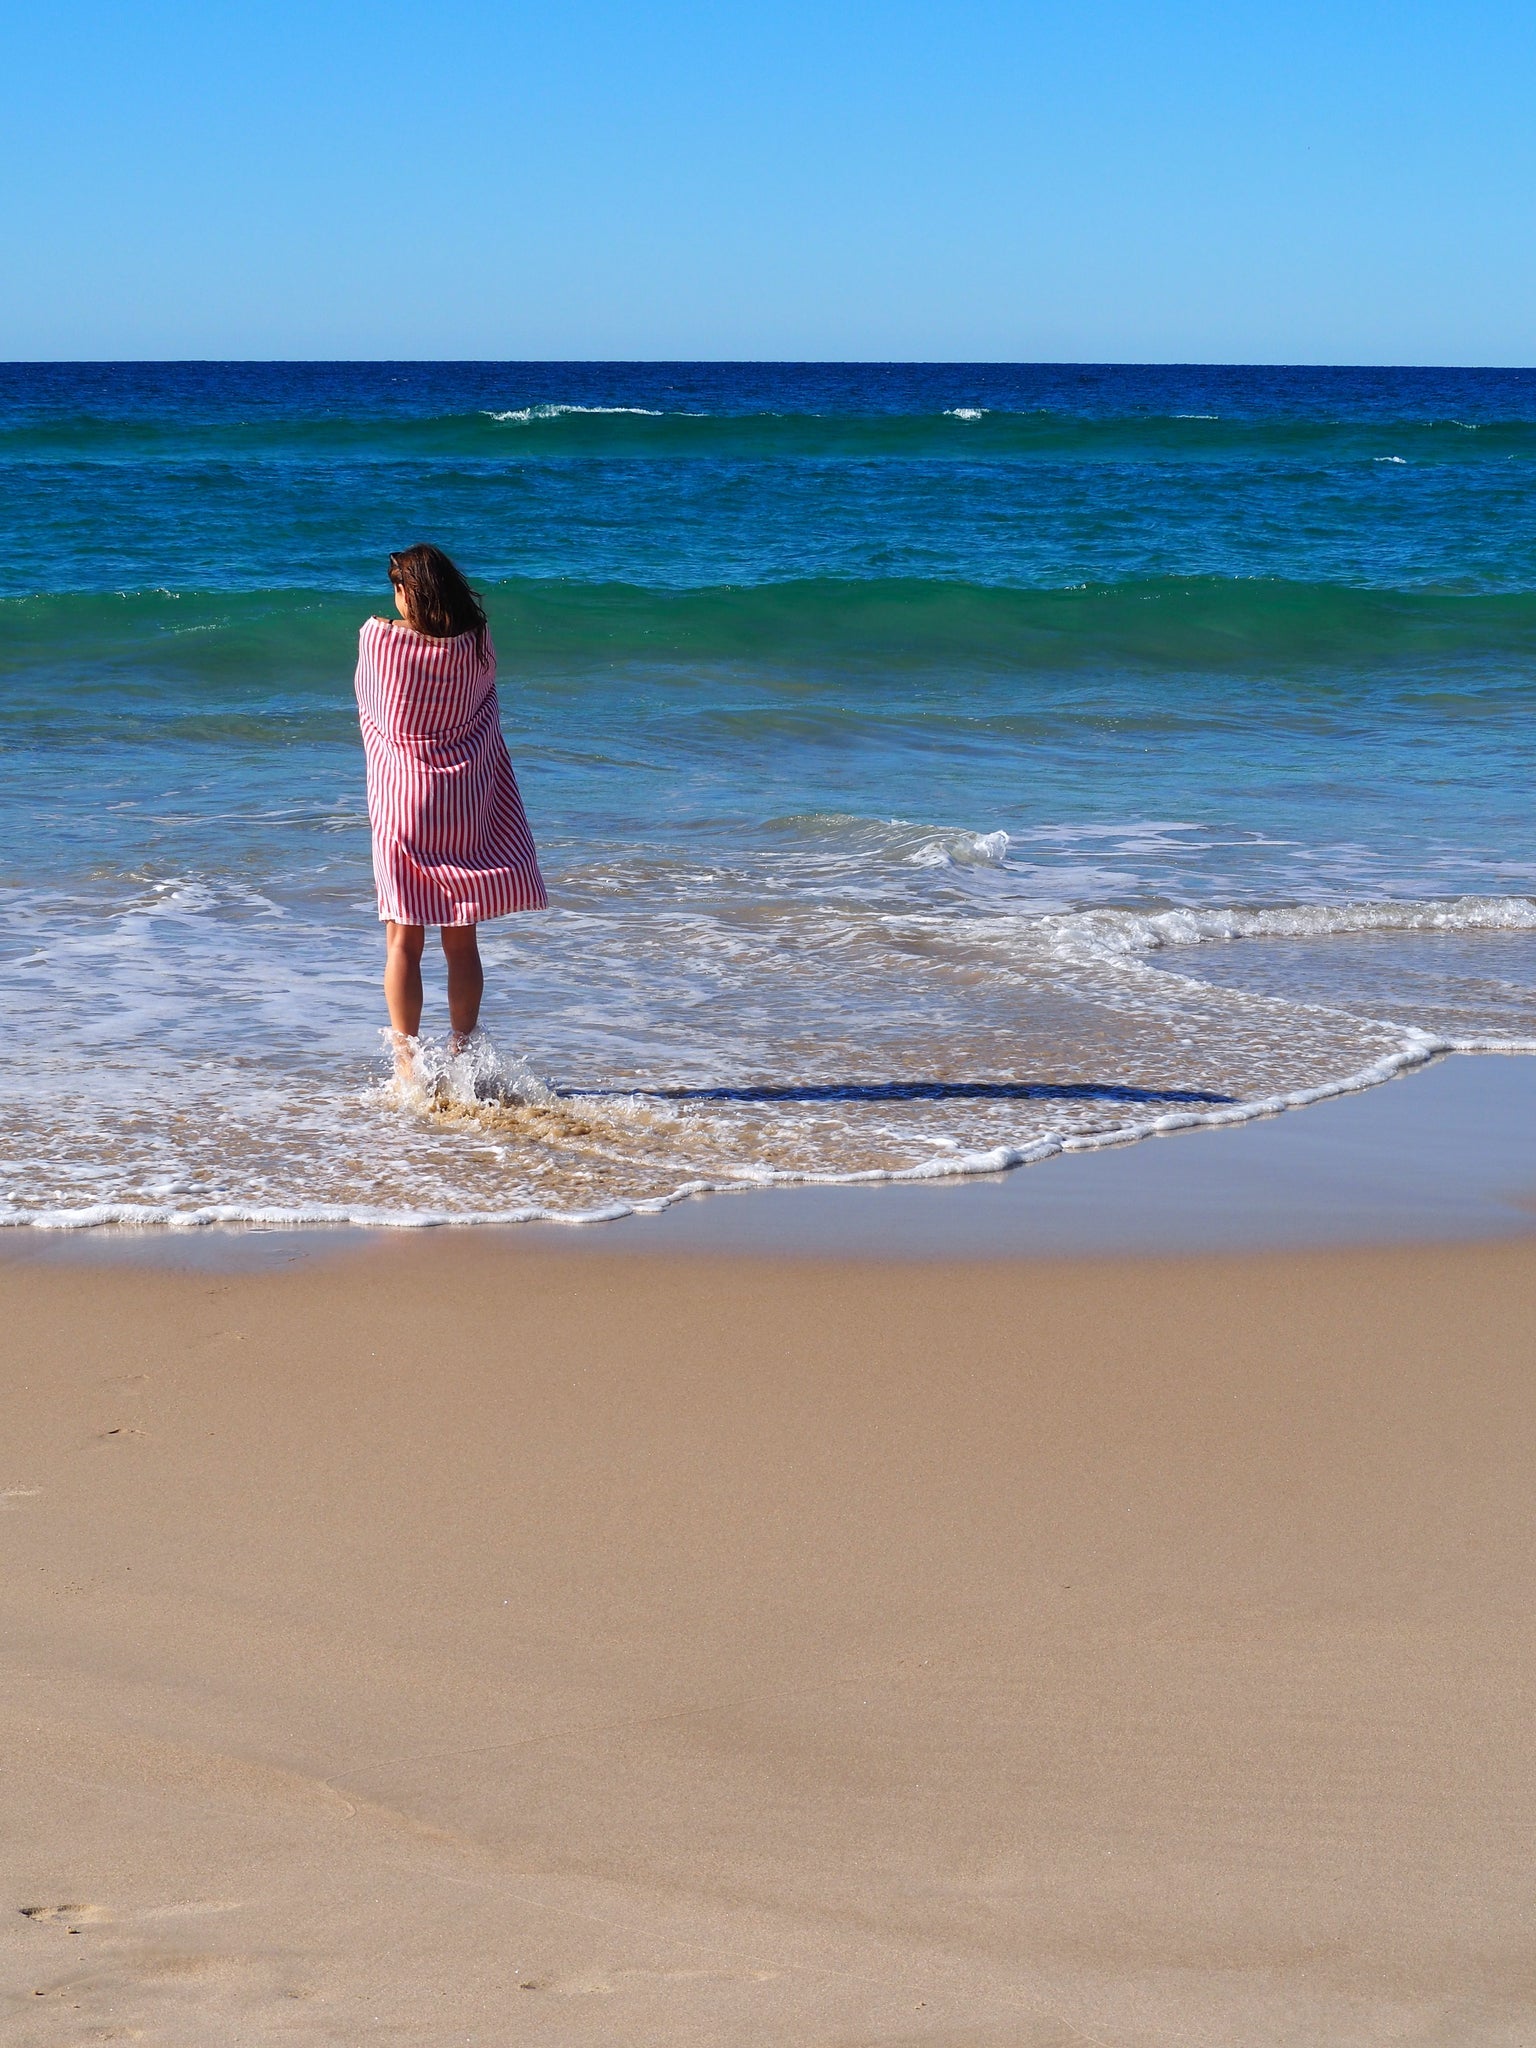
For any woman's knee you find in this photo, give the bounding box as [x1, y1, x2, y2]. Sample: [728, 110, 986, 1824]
[387, 921, 426, 963]
[441, 923, 480, 959]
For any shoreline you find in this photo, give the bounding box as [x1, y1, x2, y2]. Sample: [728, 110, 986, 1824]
[8, 1046, 1536, 1266]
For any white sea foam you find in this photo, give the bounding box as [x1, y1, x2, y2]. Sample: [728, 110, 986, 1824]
[1043, 894, 1536, 964]
[484, 404, 669, 423]
[12, 1031, 1536, 1234]
[764, 812, 1015, 872]
[7, 864, 1536, 1231]
[907, 828, 1010, 869]
[1375, 455, 1408, 464]
[945, 408, 986, 420]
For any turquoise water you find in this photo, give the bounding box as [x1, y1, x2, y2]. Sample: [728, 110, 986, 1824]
[4, 362, 1536, 1224]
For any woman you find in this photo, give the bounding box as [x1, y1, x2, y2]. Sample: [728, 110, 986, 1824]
[354, 545, 546, 1070]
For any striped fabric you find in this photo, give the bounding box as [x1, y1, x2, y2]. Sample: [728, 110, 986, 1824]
[354, 617, 547, 926]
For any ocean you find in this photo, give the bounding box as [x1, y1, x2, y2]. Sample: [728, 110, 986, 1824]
[4, 359, 1536, 1227]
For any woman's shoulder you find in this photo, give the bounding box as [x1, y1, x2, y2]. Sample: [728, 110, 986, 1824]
[359, 615, 493, 663]
[360, 616, 412, 651]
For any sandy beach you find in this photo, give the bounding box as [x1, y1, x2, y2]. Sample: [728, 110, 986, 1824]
[4, 1191, 1535, 2043]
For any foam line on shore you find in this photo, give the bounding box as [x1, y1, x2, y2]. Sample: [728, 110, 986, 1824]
[8, 1031, 1533, 1234]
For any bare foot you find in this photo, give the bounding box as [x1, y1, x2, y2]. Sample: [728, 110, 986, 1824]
[389, 1030, 418, 1086]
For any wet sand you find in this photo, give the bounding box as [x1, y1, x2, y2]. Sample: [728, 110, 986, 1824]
[4, 1218, 1535, 2044]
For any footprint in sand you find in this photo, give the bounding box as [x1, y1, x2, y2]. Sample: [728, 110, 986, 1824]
[20, 1901, 238, 1928]
[20, 1905, 109, 1927]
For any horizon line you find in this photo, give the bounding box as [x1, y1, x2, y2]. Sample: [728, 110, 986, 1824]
[4, 356, 1534, 374]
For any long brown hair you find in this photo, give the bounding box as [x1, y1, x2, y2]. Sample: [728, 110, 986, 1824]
[388, 544, 489, 659]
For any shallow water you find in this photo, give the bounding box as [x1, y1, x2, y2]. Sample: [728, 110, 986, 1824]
[4, 362, 1536, 1225]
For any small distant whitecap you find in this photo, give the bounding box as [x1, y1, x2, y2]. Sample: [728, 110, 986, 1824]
[484, 404, 668, 423]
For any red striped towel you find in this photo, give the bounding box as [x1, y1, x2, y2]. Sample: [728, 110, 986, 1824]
[354, 617, 547, 926]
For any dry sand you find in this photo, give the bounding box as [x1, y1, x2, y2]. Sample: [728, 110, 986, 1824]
[2, 1232, 1534, 2045]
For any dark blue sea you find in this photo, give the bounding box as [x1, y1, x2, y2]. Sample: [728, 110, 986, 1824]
[4, 360, 1535, 1224]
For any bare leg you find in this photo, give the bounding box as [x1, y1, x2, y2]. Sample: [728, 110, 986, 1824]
[384, 921, 426, 1074]
[442, 924, 484, 1048]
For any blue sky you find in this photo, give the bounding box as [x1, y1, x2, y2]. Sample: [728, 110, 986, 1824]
[5, 0, 1533, 362]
